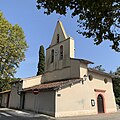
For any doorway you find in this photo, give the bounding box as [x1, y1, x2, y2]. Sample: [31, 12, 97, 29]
[20, 92, 25, 109]
[97, 94, 104, 113]
[6, 93, 10, 108]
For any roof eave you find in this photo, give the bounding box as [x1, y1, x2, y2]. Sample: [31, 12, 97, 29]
[70, 58, 94, 64]
[88, 68, 112, 78]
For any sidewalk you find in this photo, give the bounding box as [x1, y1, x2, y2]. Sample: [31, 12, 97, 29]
[56, 110, 120, 120]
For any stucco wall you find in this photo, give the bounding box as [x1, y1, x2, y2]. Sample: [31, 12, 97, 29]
[44, 59, 89, 83]
[70, 59, 80, 79]
[88, 71, 117, 113]
[55, 72, 117, 117]
[24, 91, 55, 116]
[9, 83, 22, 109]
[44, 67, 71, 83]
[1, 93, 9, 107]
[23, 75, 42, 89]
[69, 38, 74, 58]
[80, 62, 88, 78]
[55, 83, 95, 117]
[46, 39, 71, 72]
[44, 38, 75, 83]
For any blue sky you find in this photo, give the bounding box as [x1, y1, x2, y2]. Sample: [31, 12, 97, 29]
[0, 0, 119, 78]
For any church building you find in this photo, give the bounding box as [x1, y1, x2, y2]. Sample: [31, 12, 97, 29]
[2, 21, 117, 117]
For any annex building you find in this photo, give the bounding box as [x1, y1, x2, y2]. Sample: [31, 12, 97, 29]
[0, 21, 117, 117]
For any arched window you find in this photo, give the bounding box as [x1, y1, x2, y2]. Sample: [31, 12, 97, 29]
[60, 45, 63, 60]
[57, 34, 59, 43]
[51, 49, 54, 63]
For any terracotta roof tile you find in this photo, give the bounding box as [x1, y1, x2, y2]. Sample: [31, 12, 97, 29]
[24, 79, 81, 91]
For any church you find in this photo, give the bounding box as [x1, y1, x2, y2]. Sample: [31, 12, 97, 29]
[0, 21, 117, 117]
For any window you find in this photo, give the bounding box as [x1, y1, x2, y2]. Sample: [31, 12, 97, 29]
[51, 49, 54, 63]
[57, 34, 59, 43]
[89, 74, 93, 81]
[104, 78, 108, 84]
[60, 45, 63, 60]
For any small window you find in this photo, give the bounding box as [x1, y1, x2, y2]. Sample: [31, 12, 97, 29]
[57, 34, 59, 43]
[51, 49, 54, 63]
[60, 45, 63, 60]
[89, 74, 93, 81]
[104, 78, 108, 84]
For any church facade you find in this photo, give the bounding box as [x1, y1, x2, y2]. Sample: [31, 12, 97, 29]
[1, 21, 117, 117]
[22, 21, 117, 117]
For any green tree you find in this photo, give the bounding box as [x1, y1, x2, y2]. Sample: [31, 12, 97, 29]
[0, 12, 28, 91]
[112, 67, 120, 106]
[93, 65, 105, 72]
[37, 45, 45, 75]
[36, 0, 120, 51]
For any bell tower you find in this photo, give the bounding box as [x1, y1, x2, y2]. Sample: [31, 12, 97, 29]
[44, 21, 75, 82]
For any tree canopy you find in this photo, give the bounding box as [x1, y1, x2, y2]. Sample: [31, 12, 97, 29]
[37, 0, 120, 51]
[112, 67, 120, 106]
[0, 12, 28, 91]
[93, 65, 105, 72]
[37, 45, 45, 75]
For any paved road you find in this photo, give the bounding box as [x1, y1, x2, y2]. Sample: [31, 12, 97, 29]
[0, 108, 54, 120]
[0, 108, 120, 120]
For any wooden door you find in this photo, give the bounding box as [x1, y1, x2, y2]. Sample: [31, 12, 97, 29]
[97, 94, 104, 113]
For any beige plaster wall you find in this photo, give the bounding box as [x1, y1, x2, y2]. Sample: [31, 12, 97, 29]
[70, 38, 75, 58]
[46, 38, 72, 72]
[44, 38, 75, 83]
[1, 93, 9, 107]
[55, 83, 95, 117]
[43, 57, 82, 83]
[80, 62, 88, 78]
[43, 67, 71, 83]
[55, 72, 117, 117]
[24, 91, 55, 116]
[9, 76, 42, 109]
[88, 71, 117, 113]
[43, 57, 89, 83]
[22, 75, 42, 89]
[70, 59, 80, 79]
[9, 83, 22, 109]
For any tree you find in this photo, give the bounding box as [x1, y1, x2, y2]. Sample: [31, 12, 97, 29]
[37, 45, 45, 75]
[93, 65, 105, 72]
[0, 12, 28, 91]
[112, 67, 120, 106]
[36, 0, 120, 52]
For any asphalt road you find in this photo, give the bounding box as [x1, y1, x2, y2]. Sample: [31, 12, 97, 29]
[0, 113, 51, 120]
[0, 108, 54, 120]
[0, 108, 120, 120]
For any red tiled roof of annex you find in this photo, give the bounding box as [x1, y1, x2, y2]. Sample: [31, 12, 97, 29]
[24, 79, 82, 91]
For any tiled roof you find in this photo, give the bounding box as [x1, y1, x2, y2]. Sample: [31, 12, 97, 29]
[24, 79, 82, 92]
